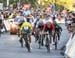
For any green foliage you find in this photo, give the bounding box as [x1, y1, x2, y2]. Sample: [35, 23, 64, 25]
[0, 0, 7, 7]
[55, 3, 65, 11]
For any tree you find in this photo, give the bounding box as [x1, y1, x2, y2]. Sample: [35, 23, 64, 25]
[0, 0, 7, 7]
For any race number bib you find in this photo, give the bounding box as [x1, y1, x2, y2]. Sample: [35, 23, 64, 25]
[24, 26, 29, 30]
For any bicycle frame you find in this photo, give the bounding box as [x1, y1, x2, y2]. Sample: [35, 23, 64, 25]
[53, 30, 60, 50]
[45, 32, 51, 53]
[22, 33, 31, 52]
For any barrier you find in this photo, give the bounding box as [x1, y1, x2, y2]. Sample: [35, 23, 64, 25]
[3, 20, 10, 31]
[57, 24, 69, 49]
[65, 34, 75, 58]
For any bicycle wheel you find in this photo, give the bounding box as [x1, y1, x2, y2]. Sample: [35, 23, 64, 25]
[24, 34, 31, 52]
[55, 33, 58, 50]
[38, 35, 42, 49]
[45, 35, 50, 53]
[41, 35, 44, 46]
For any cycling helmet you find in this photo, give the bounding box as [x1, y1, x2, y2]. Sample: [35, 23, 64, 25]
[38, 20, 43, 26]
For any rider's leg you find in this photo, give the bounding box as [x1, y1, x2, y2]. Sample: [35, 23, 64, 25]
[49, 31, 53, 43]
[41, 35, 44, 46]
[29, 35, 32, 43]
[19, 34, 23, 47]
[35, 35, 39, 42]
[53, 31, 55, 43]
[57, 30, 60, 40]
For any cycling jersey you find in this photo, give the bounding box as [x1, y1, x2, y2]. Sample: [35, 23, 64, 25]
[54, 21, 62, 31]
[20, 22, 32, 31]
[43, 23, 55, 31]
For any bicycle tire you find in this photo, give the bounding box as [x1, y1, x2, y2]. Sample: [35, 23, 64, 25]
[23, 34, 31, 52]
[55, 33, 58, 50]
[38, 35, 42, 49]
[45, 35, 50, 52]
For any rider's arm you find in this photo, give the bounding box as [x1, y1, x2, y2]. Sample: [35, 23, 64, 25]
[20, 23, 24, 31]
[55, 22, 62, 31]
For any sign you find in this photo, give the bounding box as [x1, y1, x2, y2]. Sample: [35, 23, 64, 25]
[0, 3, 3, 10]
[3, 20, 10, 31]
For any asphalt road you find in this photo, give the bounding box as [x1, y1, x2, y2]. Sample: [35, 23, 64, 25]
[0, 24, 69, 58]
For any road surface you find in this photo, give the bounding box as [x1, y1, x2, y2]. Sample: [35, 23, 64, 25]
[0, 24, 69, 58]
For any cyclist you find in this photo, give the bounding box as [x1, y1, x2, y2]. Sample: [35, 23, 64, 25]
[43, 21, 55, 40]
[53, 15, 62, 42]
[53, 20, 62, 41]
[19, 22, 33, 47]
[35, 20, 44, 46]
